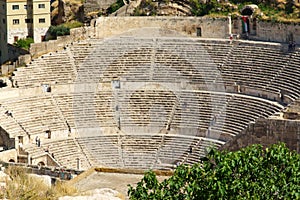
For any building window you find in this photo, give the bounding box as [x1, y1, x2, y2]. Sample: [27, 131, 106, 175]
[13, 19, 19, 25]
[14, 36, 18, 42]
[2, 19, 5, 24]
[25, 18, 32, 23]
[38, 4, 45, 8]
[24, 5, 27, 9]
[12, 5, 19, 10]
[39, 18, 45, 23]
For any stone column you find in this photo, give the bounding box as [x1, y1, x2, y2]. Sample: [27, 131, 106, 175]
[228, 15, 232, 35]
[28, 154, 31, 165]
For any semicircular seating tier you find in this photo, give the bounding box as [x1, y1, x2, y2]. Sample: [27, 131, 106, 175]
[12, 38, 300, 101]
[0, 89, 283, 169]
[3, 36, 298, 170]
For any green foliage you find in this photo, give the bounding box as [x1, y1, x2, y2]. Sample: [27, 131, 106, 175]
[48, 25, 70, 40]
[133, 0, 158, 16]
[14, 37, 34, 50]
[191, 0, 215, 16]
[106, 0, 124, 14]
[128, 143, 300, 199]
[130, 0, 300, 22]
[63, 21, 83, 29]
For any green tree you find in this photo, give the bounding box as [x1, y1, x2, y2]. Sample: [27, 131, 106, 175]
[128, 143, 300, 199]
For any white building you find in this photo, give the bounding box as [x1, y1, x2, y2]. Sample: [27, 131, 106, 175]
[0, 0, 51, 63]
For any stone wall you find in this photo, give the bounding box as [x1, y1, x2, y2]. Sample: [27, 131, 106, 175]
[1, 65, 15, 76]
[0, 149, 17, 163]
[231, 18, 300, 44]
[19, 16, 300, 70]
[0, 44, 31, 75]
[28, 16, 229, 60]
[84, 0, 116, 17]
[29, 35, 73, 58]
[27, 17, 300, 64]
[94, 16, 230, 38]
[0, 128, 15, 149]
[7, 44, 29, 63]
[1, 161, 81, 180]
[30, 155, 49, 167]
[254, 21, 300, 43]
[29, 26, 95, 59]
[221, 118, 300, 153]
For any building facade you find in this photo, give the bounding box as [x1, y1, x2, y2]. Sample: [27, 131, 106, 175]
[0, 0, 50, 44]
[0, 0, 50, 64]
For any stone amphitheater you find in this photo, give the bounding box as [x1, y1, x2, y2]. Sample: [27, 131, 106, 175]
[0, 17, 299, 174]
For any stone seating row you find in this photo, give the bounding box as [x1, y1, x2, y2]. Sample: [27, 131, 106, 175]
[42, 138, 91, 170]
[0, 95, 66, 136]
[0, 87, 283, 147]
[264, 51, 300, 100]
[11, 38, 300, 102]
[76, 135, 122, 168]
[183, 139, 219, 165]
[209, 95, 282, 138]
[19, 89, 280, 171]
[219, 43, 292, 91]
[53, 92, 117, 128]
[28, 134, 223, 170]
[13, 50, 76, 88]
[0, 105, 26, 138]
[120, 135, 161, 169]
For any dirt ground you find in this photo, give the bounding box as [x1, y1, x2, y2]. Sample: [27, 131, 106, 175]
[72, 171, 169, 199]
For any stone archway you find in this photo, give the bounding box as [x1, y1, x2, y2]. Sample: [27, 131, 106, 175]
[240, 5, 259, 38]
[241, 4, 258, 16]
[241, 7, 254, 15]
[38, 161, 45, 166]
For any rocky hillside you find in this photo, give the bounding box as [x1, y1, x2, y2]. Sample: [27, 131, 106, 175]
[51, 0, 85, 25]
[51, 0, 121, 24]
[113, 0, 193, 16]
[50, 0, 193, 24]
[50, 0, 300, 25]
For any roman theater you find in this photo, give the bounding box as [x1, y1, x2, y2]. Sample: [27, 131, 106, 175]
[0, 16, 299, 175]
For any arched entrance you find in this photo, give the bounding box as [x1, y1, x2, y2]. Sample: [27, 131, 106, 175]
[8, 159, 15, 163]
[38, 161, 45, 167]
[241, 7, 254, 15]
[241, 16, 250, 36]
[240, 5, 259, 38]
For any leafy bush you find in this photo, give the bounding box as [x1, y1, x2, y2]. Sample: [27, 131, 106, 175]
[128, 143, 300, 199]
[106, 0, 124, 14]
[48, 25, 70, 39]
[14, 37, 34, 50]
